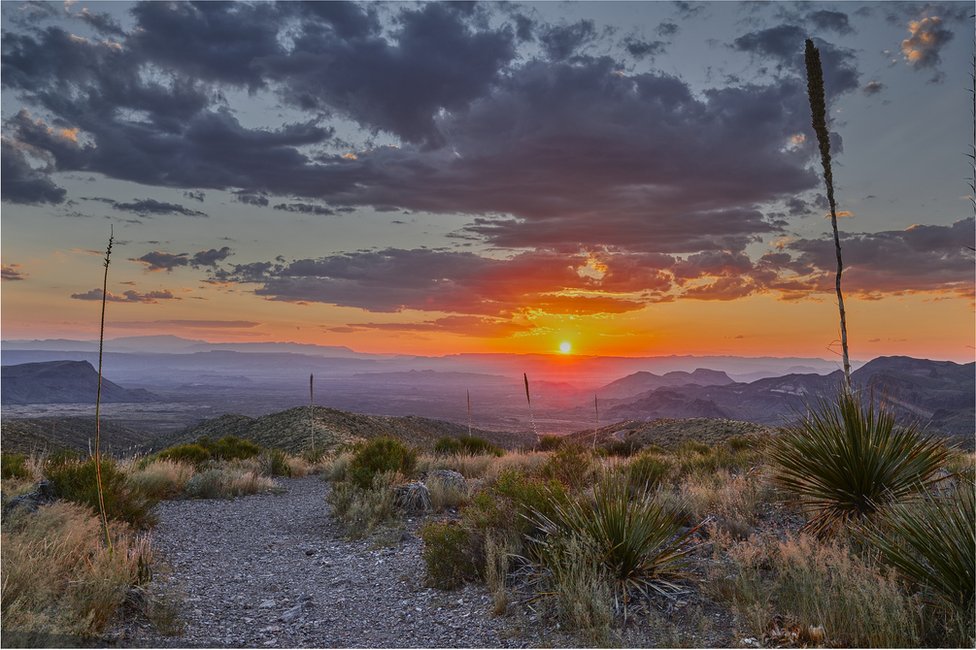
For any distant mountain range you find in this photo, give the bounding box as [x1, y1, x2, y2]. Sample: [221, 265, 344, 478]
[604, 356, 973, 446]
[1, 360, 156, 405]
[597, 368, 734, 400]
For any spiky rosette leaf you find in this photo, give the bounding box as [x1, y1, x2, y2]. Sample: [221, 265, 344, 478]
[770, 391, 950, 536]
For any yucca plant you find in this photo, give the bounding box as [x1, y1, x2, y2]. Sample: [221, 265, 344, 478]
[860, 481, 975, 642]
[529, 476, 694, 609]
[770, 391, 950, 536]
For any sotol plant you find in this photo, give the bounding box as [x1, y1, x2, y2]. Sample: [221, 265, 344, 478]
[770, 391, 950, 536]
[805, 38, 852, 387]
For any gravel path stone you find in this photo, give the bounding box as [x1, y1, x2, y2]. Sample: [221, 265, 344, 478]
[114, 477, 542, 648]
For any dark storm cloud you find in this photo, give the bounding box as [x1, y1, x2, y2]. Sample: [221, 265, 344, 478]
[657, 22, 679, 37]
[539, 20, 597, 61]
[76, 8, 126, 37]
[0, 140, 66, 204]
[673, 2, 706, 18]
[215, 247, 648, 316]
[3, 4, 858, 262]
[733, 25, 860, 95]
[71, 288, 179, 303]
[623, 37, 667, 60]
[235, 191, 269, 206]
[132, 251, 189, 272]
[348, 315, 534, 338]
[778, 218, 975, 297]
[807, 10, 854, 34]
[264, 1, 517, 145]
[273, 202, 336, 215]
[113, 199, 207, 217]
[190, 247, 233, 267]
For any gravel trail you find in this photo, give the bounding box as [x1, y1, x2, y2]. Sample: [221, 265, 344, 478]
[116, 477, 536, 648]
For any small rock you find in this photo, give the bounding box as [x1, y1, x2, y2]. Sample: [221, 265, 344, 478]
[258, 599, 276, 609]
[280, 604, 304, 623]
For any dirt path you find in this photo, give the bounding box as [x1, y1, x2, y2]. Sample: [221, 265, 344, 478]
[115, 477, 536, 648]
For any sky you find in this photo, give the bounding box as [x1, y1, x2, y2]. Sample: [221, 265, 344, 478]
[1, 1, 974, 362]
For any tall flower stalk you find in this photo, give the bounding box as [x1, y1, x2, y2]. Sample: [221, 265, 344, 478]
[94, 226, 113, 551]
[805, 39, 851, 388]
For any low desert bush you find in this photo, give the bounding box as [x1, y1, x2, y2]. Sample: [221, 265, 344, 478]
[626, 453, 672, 491]
[127, 460, 195, 500]
[184, 468, 276, 499]
[679, 469, 770, 540]
[434, 436, 503, 457]
[327, 472, 399, 539]
[46, 458, 157, 529]
[259, 449, 292, 477]
[348, 437, 416, 489]
[416, 452, 495, 479]
[483, 451, 549, 481]
[285, 455, 311, 477]
[541, 444, 596, 490]
[530, 476, 693, 605]
[205, 436, 262, 461]
[861, 482, 974, 644]
[536, 435, 565, 452]
[712, 532, 922, 647]
[322, 451, 354, 482]
[770, 391, 950, 536]
[1, 501, 154, 638]
[156, 443, 211, 467]
[420, 520, 480, 589]
[603, 438, 641, 457]
[2, 453, 31, 480]
[539, 533, 613, 641]
[427, 474, 469, 511]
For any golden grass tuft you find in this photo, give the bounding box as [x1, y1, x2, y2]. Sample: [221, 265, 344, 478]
[127, 459, 196, 499]
[1, 501, 154, 638]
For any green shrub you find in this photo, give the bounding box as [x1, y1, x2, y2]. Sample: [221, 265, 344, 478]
[536, 435, 565, 452]
[156, 444, 211, 467]
[420, 520, 480, 589]
[327, 472, 399, 539]
[770, 391, 951, 536]
[183, 468, 275, 499]
[259, 449, 292, 477]
[46, 459, 157, 529]
[348, 437, 416, 489]
[541, 444, 595, 490]
[434, 436, 502, 457]
[2, 453, 30, 480]
[604, 439, 641, 457]
[209, 436, 261, 461]
[725, 435, 756, 452]
[530, 476, 693, 603]
[434, 437, 464, 455]
[627, 453, 672, 491]
[861, 482, 974, 644]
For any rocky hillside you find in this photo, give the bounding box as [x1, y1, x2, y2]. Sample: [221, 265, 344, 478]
[604, 357, 973, 447]
[1, 360, 156, 405]
[151, 406, 534, 454]
[597, 368, 734, 400]
[567, 418, 777, 450]
[1, 417, 151, 455]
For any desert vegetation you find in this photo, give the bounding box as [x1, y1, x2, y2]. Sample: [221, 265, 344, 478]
[318, 396, 974, 647]
[0, 437, 322, 642]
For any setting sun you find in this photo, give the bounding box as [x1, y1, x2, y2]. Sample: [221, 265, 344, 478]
[559, 341, 572, 354]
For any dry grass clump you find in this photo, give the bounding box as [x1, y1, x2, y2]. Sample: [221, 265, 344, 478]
[285, 455, 312, 477]
[481, 451, 550, 481]
[327, 471, 400, 539]
[711, 532, 922, 647]
[426, 473, 470, 511]
[416, 452, 496, 479]
[127, 460, 195, 500]
[183, 468, 277, 499]
[322, 451, 355, 482]
[676, 469, 771, 539]
[1, 502, 154, 639]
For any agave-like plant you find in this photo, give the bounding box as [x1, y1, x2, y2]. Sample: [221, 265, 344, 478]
[861, 481, 975, 637]
[529, 476, 695, 608]
[770, 391, 951, 536]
